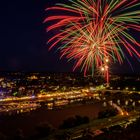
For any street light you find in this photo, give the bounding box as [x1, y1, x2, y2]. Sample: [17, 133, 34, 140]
[105, 58, 109, 63]
[125, 87, 128, 90]
[100, 57, 110, 86]
[101, 67, 105, 71]
[132, 87, 136, 91]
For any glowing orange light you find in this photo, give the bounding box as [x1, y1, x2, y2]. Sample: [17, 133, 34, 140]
[101, 67, 105, 71]
[121, 112, 124, 116]
[105, 59, 109, 63]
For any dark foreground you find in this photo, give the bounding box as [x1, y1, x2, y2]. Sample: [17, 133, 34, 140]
[0, 103, 103, 138]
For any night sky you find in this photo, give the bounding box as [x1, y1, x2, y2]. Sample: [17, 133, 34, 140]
[0, 0, 140, 74]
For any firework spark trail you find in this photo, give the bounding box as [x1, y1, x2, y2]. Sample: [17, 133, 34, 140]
[45, 0, 140, 80]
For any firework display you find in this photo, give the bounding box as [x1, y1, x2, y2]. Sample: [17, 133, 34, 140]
[45, 0, 140, 82]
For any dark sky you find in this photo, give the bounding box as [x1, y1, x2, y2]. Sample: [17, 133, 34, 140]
[0, 0, 140, 74]
[0, 0, 73, 72]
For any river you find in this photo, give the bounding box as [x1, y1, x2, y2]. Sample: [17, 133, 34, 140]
[0, 102, 105, 137]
